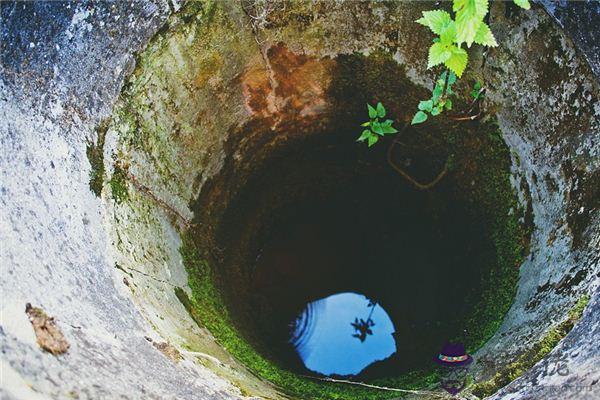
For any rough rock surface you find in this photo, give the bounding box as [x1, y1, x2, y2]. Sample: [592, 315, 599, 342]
[1, 1, 598, 400]
[538, 0, 600, 78]
[1, 1, 247, 399]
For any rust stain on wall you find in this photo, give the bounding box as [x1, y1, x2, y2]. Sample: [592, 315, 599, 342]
[241, 43, 333, 127]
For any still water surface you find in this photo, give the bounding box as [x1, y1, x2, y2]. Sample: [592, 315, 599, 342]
[290, 292, 396, 376]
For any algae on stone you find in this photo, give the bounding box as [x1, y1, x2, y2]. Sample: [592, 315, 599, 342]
[470, 295, 591, 399]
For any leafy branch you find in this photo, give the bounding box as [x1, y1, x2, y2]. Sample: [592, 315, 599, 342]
[411, 0, 530, 124]
[355, 0, 531, 190]
[412, 70, 456, 125]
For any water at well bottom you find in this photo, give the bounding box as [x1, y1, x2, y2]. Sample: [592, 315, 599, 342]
[290, 292, 397, 376]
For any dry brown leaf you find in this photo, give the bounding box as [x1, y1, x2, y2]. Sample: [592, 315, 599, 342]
[153, 341, 182, 363]
[25, 303, 69, 355]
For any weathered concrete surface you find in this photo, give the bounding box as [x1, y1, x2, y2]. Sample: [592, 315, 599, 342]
[1, 1, 599, 400]
[0, 1, 248, 399]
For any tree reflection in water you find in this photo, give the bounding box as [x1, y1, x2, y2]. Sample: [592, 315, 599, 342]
[351, 301, 377, 342]
[290, 293, 396, 376]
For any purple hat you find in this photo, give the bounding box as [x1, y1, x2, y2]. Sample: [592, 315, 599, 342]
[434, 343, 473, 367]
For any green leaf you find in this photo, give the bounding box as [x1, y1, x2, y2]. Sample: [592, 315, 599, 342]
[454, 0, 489, 46]
[431, 106, 441, 116]
[444, 71, 457, 95]
[444, 46, 468, 77]
[456, 18, 482, 47]
[371, 121, 384, 136]
[381, 120, 398, 134]
[357, 129, 371, 142]
[447, 71, 457, 85]
[367, 134, 379, 147]
[361, 121, 370, 127]
[471, 81, 483, 99]
[439, 20, 457, 45]
[453, 0, 489, 17]
[418, 100, 434, 112]
[428, 43, 452, 68]
[445, 98, 453, 110]
[367, 103, 377, 119]
[376, 102, 386, 118]
[513, 0, 530, 9]
[432, 83, 444, 103]
[474, 22, 498, 47]
[411, 111, 428, 125]
[416, 10, 452, 35]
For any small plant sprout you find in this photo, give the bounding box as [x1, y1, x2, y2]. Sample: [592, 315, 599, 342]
[471, 80, 484, 100]
[412, 70, 457, 125]
[357, 102, 398, 147]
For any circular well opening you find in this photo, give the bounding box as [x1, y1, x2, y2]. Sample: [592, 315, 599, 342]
[193, 124, 522, 383]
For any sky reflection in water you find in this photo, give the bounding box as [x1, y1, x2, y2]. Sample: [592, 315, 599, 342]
[290, 292, 397, 376]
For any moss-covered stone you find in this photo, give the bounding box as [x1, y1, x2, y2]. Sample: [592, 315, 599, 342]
[109, 162, 129, 204]
[163, 10, 528, 397]
[86, 120, 108, 197]
[178, 233, 405, 400]
[448, 121, 533, 352]
[470, 295, 590, 398]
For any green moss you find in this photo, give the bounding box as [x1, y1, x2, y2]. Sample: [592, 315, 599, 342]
[178, 233, 422, 400]
[471, 295, 590, 398]
[445, 121, 533, 354]
[109, 163, 129, 204]
[86, 121, 108, 197]
[178, 0, 216, 24]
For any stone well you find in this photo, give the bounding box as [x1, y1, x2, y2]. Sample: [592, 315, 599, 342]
[1, 1, 598, 399]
